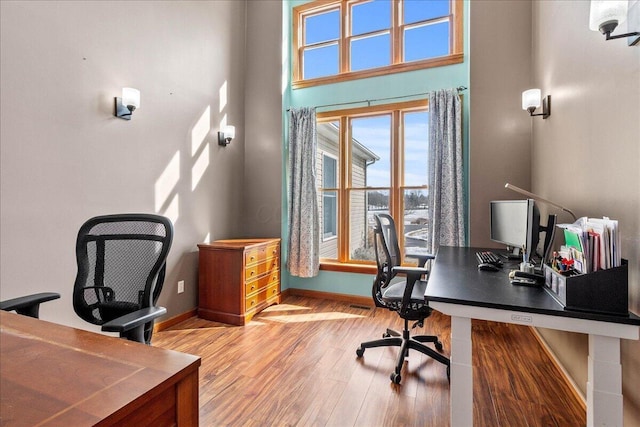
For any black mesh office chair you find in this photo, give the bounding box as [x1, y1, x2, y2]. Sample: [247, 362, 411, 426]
[73, 214, 173, 344]
[1, 214, 172, 345]
[356, 213, 450, 384]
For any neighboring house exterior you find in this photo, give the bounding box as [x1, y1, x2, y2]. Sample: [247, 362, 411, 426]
[316, 122, 379, 260]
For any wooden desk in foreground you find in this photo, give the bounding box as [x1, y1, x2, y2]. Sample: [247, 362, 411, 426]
[0, 311, 201, 426]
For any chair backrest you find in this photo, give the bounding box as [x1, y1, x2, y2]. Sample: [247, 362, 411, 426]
[372, 213, 402, 307]
[73, 214, 173, 326]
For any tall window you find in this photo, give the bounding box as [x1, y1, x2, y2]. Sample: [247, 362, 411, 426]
[322, 154, 338, 239]
[293, 0, 464, 88]
[315, 100, 430, 270]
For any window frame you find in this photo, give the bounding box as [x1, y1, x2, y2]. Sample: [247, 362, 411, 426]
[292, 0, 464, 89]
[316, 99, 429, 274]
[321, 153, 339, 241]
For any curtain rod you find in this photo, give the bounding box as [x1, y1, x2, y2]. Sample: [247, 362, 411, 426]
[286, 85, 467, 112]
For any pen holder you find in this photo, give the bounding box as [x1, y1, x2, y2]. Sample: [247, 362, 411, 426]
[543, 260, 629, 316]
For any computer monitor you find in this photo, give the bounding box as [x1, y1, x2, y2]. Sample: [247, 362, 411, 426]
[490, 199, 538, 260]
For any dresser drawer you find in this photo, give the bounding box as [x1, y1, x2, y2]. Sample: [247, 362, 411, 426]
[245, 257, 280, 282]
[245, 242, 280, 266]
[245, 270, 279, 296]
[245, 283, 280, 312]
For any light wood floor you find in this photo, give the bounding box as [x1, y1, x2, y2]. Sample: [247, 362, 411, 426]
[153, 295, 585, 426]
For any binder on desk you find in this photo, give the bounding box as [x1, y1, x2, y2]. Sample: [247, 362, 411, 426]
[563, 228, 583, 251]
[557, 217, 621, 274]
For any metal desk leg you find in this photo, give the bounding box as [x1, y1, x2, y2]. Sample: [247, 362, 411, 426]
[450, 315, 473, 426]
[587, 334, 623, 427]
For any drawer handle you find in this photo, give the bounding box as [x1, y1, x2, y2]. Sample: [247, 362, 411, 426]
[251, 285, 255, 291]
[250, 256, 255, 261]
[251, 300, 255, 306]
[250, 271, 255, 276]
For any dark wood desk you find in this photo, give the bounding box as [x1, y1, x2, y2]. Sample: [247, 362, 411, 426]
[426, 246, 640, 427]
[0, 311, 201, 426]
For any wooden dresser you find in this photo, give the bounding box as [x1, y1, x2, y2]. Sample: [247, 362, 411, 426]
[197, 238, 281, 326]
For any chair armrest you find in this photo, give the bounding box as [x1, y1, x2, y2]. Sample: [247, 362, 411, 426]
[405, 247, 435, 267]
[101, 306, 167, 333]
[392, 266, 430, 308]
[392, 266, 429, 281]
[0, 292, 60, 318]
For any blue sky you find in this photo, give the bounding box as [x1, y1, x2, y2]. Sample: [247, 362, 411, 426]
[304, 0, 451, 78]
[306, 0, 451, 189]
[351, 111, 429, 188]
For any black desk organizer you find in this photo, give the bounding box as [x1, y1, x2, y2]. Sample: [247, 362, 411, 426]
[543, 260, 629, 316]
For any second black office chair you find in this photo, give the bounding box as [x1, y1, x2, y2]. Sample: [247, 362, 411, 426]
[1, 214, 172, 345]
[356, 213, 450, 384]
[73, 214, 173, 344]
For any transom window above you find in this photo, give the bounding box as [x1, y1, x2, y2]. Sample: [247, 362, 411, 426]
[293, 0, 463, 88]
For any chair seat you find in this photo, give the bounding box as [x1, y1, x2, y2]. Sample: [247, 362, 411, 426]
[382, 279, 427, 303]
[381, 279, 430, 313]
[98, 301, 140, 323]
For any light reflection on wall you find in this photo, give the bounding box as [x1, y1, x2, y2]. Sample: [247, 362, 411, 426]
[191, 106, 210, 156]
[219, 81, 227, 113]
[191, 106, 211, 191]
[218, 80, 229, 139]
[155, 151, 180, 224]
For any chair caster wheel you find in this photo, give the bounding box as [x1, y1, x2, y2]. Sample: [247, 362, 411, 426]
[390, 372, 401, 384]
[435, 341, 443, 352]
[356, 347, 364, 358]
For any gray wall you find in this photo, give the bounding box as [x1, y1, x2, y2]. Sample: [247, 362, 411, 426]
[531, 1, 640, 425]
[469, 0, 533, 247]
[242, 0, 283, 239]
[0, 0, 249, 329]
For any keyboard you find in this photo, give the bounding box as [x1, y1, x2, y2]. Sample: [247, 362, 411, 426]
[476, 251, 503, 266]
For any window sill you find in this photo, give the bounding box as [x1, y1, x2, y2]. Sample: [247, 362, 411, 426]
[320, 262, 376, 274]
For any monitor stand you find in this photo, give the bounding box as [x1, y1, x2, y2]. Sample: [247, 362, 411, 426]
[505, 246, 522, 260]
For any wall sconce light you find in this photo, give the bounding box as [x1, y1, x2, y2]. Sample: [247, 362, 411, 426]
[589, 0, 640, 46]
[218, 125, 236, 146]
[114, 87, 141, 120]
[522, 89, 551, 119]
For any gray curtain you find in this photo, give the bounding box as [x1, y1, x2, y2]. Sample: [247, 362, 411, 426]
[287, 107, 320, 277]
[427, 89, 465, 253]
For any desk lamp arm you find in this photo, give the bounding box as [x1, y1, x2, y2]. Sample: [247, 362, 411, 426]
[505, 183, 577, 221]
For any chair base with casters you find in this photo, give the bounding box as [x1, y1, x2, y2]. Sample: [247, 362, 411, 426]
[356, 316, 450, 384]
[0, 292, 60, 318]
